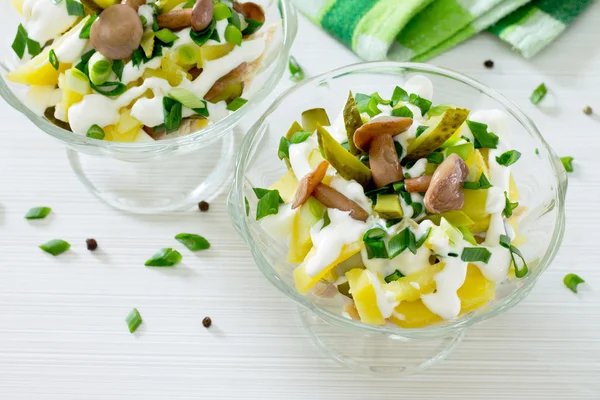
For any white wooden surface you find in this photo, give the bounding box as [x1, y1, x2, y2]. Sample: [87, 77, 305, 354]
[1, 4, 600, 399]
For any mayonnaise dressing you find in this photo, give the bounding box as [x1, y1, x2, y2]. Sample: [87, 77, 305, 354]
[289, 134, 318, 180]
[305, 209, 369, 277]
[23, 0, 78, 44]
[421, 256, 468, 319]
[329, 176, 372, 214]
[367, 271, 399, 318]
[404, 158, 427, 178]
[403, 75, 434, 102]
[54, 29, 88, 64]
[138, 5, 155, 28]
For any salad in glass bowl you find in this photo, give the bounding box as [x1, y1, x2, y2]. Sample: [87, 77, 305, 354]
[8, 0, 277, 142]
[250, 75, 530, 329]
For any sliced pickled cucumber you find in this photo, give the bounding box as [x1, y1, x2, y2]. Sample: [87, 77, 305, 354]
[302, 108, 330, 133]
[425, 210, 473, 227]
[343, 92, 362, 155]
[206, 81, 243, 104]
[286, 121, 303, 140]
[445, 142, 473, 161]
[374, 194, 403, 219]
[406, 108, 470, 160]
[316, 125, 372, 187]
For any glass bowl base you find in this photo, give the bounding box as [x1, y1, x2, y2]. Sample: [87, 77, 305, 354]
[297, 306, 466, 376]
[67, 132, 236, 213]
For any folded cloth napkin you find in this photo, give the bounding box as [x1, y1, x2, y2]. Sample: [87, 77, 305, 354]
[291, 0, 592, 61]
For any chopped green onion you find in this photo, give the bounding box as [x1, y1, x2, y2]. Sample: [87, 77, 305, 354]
[277, 137, 290, 160]
[289, 131, 311, 144]
[427, 152, 444, 164]
[190, 18, 217, 47]
[12, 24, 28, 59]
[175, 233, 210, 251]
[255, 189, 282, 220]
[322, 210, 331, 229]
[91, 81, 126, 97]
[214, 3, 232, 20]
[242, 19, 264, 35]
[25, 207, 51, 220]
[409, 93, 432, 115]
[163, 97, 183, 134]
[391, 106, 413, 118]
[361, 97, 382, 117]
[228, 9, 242, 29]
[466, 120, 498, 149]
[224, 24, 242, 46]
[388, 228, 417, 259]
[464, 173, 493, 190]
[168, 88, 206, 109]
[448, 252, 458, 257]
[89, 52, 112, 85]
[79, 14, 98, 39]
[427, 104, 452, 116]
[27, 38, 41, 57]
[39, 239, 71, 256]
[530, 83, 547, 105]
[415, 227, 431, 248]
[415, 125, 428, 138]
[131, 48, 144, 68]
[535, 148, 540, 155]
[155, 28, 179, 44]
[125, 308, 143, 333]
[65, 68, 91, 95]
[364, 239, 388, 259]
[140, 15, 148, 26]
[65, 0, 85, 16]
[245, 196, 250, 216]
[392, 182, 405, 192]
[112, 60, 124, 81]
[370, 92, 390, 105]
[289, 55, 304, 82]
[363, 227, 386, 242]
[496, 150, 521, 166]
[152, 18, 160, 32]
[446, 143, 474, 161]
[75, 49, 96, 73]
[386, 218, 402, 228]
[561, 156, 574, 172]
[394, 141, 403, 159]
[503, 191, 518, 218]
[86, 124, 105, 140]
[49, 50, 59, 70]
[226, 97, 248, 111]
[460, 247, 492, 263]
[253, 188, 284, 203]
[390, 86, 409, 106]
[563, 273, 585, 293]
[384, 270, 405, 283]
[499, 234, 528, 278]
[182, 0, 195, 7]
[145, 248, 182, 267]
[458, 226, 477, 245]
[411, 202, 423, 216]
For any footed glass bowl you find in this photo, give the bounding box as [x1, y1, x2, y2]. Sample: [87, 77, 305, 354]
[228, 62, 568, 376]
[0, 0, 297, 213]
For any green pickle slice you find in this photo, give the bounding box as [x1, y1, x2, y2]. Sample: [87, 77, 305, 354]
[406, 108, 470, 159]
[302, 108, 330, 132]
[374, 194, 403, 219]
[343, 92, 363, 155]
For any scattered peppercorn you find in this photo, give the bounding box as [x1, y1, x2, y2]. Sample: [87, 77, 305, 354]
[202, 316, 212, 328]
[86, 238, 98, 251]
[198, 201, 210, 212]
[583, 106, 593, 115]
[484, 60, 494, 69]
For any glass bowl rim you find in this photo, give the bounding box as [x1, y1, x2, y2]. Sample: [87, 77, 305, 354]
[231, 61, 568, 338]
[0, 0, 297, 153]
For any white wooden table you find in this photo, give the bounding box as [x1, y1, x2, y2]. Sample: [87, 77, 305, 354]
[1, 4, 599, 399]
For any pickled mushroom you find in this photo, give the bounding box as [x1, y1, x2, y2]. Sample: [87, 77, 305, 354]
[405, 175, 432, 193]
[157, 0, 214, 31]
[313, 184, 369, 222]
[292, 161, 329, 209]
[424, 154, 469, 214]
[90, 4, 143, 60]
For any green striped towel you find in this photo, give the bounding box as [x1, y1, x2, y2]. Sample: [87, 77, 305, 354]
[292, 0, 593, 61]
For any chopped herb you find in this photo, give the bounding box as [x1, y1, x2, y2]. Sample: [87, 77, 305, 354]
[25, 207, 51, 220]
[277, 137, 290, 160]
[390, 86, 409, 106]
[427, 152, 444, 164]
[168, 88, 206, 109]
[386, 218, 402, 228]
[243, 18, 264, 35]
[388, 228, 417, 259]
[163, 97, 183, 134]
[535, 148, 540, 155]
[255, 189, 282, 220]
[409, 93, 432, 115]
[190, 18, 217, 47]
[415, 227, 431, 248]
[496, 150, 521, 166]
[132, 48, 144, 68]
[356, 95, 381, 117]
[26, 38, 41, 57]
[182, 0, 195, 7]
[228, 9, 241, 29]
[394, 141, 403, 159]
[583, 106, 593, 115]
[499, 234, 528, 278]
[484, 60, 494, 69]
[86, 124, 105, 140]
[392, 181, 405, 193]
[11, 24, 28, 59]
[364, 239, 388, 259]
[226, 97, 248, 111]
[466, 120, 498, 149]
[415, 125, 428, 138]
[214, 2, 232, 19]
[125, 308, 143, 333]
[244, 197, 250, 216]
[140, 15, 147, 26]
[461, 247, 492, 263]
[561, 156, 574, 173]
[289, 131, 311, 144]
[79, 14, 98, 39]
[39, 239, 71, 256]
[91, 81, 126, 97]
[411, 202, 423, 217]
[224, 24, 242, 46]
[112, 60, 124, 81]
[75, 49, 96, 73]
[289, 55, 304, 82]
[48, 49, 59, 70]
[198, 201, 209, 212]
[145, 248, 182, 267]
[65, 0, 85, 17]
[86, 238, 98, 251]
[155, 28, 178, 44]
[175, 233, 210, 251]
[427, 104, 452, 116]
[530, 83, 547, 105]
[253, 188, 284, 203]
[458, 226, 477, 245]
[363, 227, 386, 241]
[322, 211, 331, 229]
[503, 191, 519, 218]
[447, 252, 458, 257]
[384, 270, 405, 283]
[464, 173, 493, 190]
[370, 92, 390, 105]
[202, 316, 212, 328]
[391, 106, 413, 118]
[563, 273, 585, 293]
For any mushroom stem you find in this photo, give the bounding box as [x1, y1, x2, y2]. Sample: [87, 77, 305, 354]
[292, 161, 329, 209]
[369, 134, 404, 188]
[405, 175, 432, 193]
[423, 154, 469, 214]
[157, 9, 192, 30]
[313, 184, 369, 222]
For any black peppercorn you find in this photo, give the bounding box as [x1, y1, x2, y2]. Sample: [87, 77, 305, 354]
[86, 238, 98, 251]
[202, 316, 212, 328]
[198, 201, 209, 212]
[484, 60, 494, 69]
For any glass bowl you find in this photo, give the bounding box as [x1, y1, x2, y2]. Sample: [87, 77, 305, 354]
[228, 62, 568, 376]
[0, 0, 297, 213]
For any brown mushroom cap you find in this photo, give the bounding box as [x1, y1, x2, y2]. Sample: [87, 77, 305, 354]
[292, 161, 329, 209]
[120, 0, 146, 11]
[405, 175, 432, 193]
[233, 1, 266, 22]
[313, 184, 369, 222]
[369, 134, 404, 187]
[424, 154, 469, 214]
[192, 0, 214, 31]
[353, 116, 413, 152]
[90, 4, 143, 60]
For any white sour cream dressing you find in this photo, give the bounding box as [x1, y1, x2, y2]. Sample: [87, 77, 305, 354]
[404, 158, 427, 178]
[289, 134, 319, 180]
[23, 0, 78, 44]
[329, 176, 372, 214]
[367, 271, 399, 318]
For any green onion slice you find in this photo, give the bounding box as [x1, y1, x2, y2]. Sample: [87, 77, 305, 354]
[214, 3, 232, 20]
[415, 125, 428, 138]
[175, 233, 210, 251]
[49, 49, 59, 70]
[364, 239, 388, 259]
[560, 156, 574, 172]
[226, 97, 248, 111]
[168, 88, 206, 109]
[224, 24, 242, 46]
[458, 226, 477, 245]
[163, 97, 183, 134]
[40, 239, 71, 256]
[391, 106, 414, 118]
[388, 228, 417, 259]
[277, 137, 290, 160]
[86, 124, 105, 140]
[427, 152, 444, 164]
[155, 28, 179, 44]
[530, 83, 547, 105]
[289, 55, 304, 82]
[496, 150, 521, 166]
[409, 93, 432, 115]
[466, 120, 498, 149]
[460, 247, 492, 263]
[415, 227, 432, 248]
[289, 131, 311, 144]
[384, 270, 405, 283]
[363, 227, 386, 242]
[125, 308, 143, 333]
[25, 207, 51, 220]
[563, 273, 585, 293]
[65, 0, 85, 16]
[79, 14, 98, 39]
[503, 191, 518, 218]
[145, 248, 182, 267]
[390, 86, 409, 106]
[27, 38, 41, 57]
[499, 234, 528, 278]
[112, 60, 124, 81]
[12, 24, 28, 59]
[255, 189, 282, 220]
